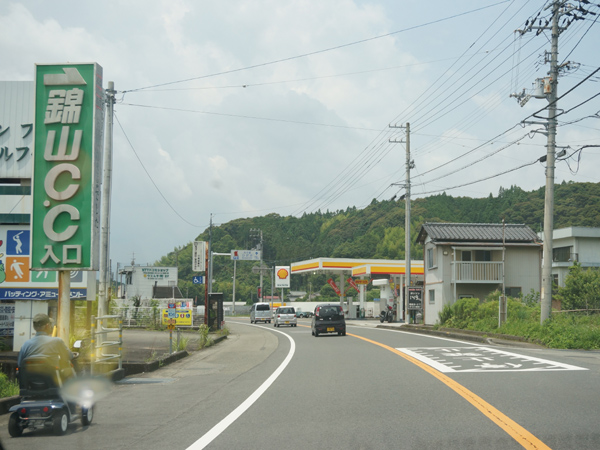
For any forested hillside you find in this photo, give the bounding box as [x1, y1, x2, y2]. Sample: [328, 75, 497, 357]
[155, 181, 600, 304]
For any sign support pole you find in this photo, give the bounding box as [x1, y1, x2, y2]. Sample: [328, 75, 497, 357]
[98, 81, 115, 321]
[57, 270, 70, 343]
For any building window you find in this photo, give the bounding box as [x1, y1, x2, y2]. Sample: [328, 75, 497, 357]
[506, 287, 522, 298]
[461, 251, 471, 262]
[474, 250, 491, 261]
[427, 248, 435, 269]
[429, 289, 435, 304]
[553, 246, 572, 262]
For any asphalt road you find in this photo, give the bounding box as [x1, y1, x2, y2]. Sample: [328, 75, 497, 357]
[1, 319, 599, 450]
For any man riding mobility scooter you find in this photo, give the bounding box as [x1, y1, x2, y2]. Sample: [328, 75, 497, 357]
[8, 314, 94, 437]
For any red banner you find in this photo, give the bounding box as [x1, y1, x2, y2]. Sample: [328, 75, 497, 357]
[327, 278, 341, 296]
[347, 278, 360, 293]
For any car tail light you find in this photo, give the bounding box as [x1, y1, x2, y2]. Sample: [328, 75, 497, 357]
[277, 315, 281, 318]
[20, 408, 26, 414]
[43, 406, 49, 413]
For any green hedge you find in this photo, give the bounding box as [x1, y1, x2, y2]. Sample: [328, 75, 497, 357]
[438, 292, 600, 350]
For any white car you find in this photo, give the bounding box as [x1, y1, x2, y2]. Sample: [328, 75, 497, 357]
[273, 307, 297, 327]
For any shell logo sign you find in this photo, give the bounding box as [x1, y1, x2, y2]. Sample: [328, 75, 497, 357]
[275, 266, 290, 288]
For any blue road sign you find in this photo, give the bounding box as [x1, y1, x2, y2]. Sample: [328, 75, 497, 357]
[193, 276, 204, 284]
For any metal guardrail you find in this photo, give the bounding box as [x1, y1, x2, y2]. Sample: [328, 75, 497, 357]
[90, 314, 123, 375]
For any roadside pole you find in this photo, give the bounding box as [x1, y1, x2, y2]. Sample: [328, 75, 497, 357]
[232, 259, 237, 315]
[57, 271, 70, 343]
[540, 2, 560, 323]
[511, 1, 581, 323]
[98, 81, 115, 321]
[390, 122, 413, 322]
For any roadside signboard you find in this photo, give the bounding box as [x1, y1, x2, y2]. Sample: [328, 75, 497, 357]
[0, 224, 89, 300]
[192, 241, 207, 272]
[408, 287, 423, 310]
[192, 275, 204, 284]
[231, 250, 261, 261]
[162, 309, 193, 327]
[0, 82, 34, 180]
[0, 304, 16, 336]
[275, 266, 290, 288]
[31, 63, 104, 271]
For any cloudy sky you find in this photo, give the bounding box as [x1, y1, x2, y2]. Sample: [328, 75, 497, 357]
[1, 0, 599, 269]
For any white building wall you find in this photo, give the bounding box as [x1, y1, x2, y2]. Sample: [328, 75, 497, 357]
[548, 227, 600, 287]
[123, 266, 178, 301]
[0, 81, 34, 180]
[504, 246, 542, 295]
[423, 240, 452, 325]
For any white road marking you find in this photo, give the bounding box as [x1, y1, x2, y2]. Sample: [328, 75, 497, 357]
[397, 346, 588, 373]
[186, 323, 295, 450]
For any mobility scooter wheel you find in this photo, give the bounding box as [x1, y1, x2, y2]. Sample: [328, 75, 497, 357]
[81, 405, 94, 426]
[53, 409, 69, 435]
[8, 412, 23, 437]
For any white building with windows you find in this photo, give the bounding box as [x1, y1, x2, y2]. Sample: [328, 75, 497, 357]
[545, 227, 600, 288]
[118, 265, 180, 304]
[417, 223, 542, 325]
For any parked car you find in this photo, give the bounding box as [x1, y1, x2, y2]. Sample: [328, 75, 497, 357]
[274, 307, 297, 327]
[250, 302, 271, 324]
[295, 310, 304, 318]
[303, 311, 314, 318]
[311, 304, 346, 336]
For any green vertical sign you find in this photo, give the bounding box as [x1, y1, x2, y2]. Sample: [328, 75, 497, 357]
[31, 63, 104, 271]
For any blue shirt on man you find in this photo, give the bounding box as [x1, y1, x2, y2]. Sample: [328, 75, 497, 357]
[18, 331, 73, 370]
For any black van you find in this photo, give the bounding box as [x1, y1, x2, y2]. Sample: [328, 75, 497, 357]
[311, 304, 346, 337]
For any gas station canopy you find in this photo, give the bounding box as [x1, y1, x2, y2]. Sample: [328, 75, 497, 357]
[291, 257, 423, 277]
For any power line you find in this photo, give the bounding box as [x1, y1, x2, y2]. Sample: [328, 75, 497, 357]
[121, 1, 511, 94]
[114, 112, 204, 228]
[120, 102, 381, 132]
[415, 158, 539, 196]
[136, 54, 490, 92]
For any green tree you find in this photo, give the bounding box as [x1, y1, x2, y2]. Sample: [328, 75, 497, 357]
[557, 263, 600, 311]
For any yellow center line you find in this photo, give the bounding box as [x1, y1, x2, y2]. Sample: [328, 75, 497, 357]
[348, 332, 551, 450]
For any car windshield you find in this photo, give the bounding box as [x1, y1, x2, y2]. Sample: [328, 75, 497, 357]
[257, 304, 270, 311]
[319, 306, 342, 317]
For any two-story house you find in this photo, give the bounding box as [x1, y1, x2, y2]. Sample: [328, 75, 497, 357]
[416, 223, 542, 325]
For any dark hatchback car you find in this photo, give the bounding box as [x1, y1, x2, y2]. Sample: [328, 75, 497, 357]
[311, 304, 346, 337]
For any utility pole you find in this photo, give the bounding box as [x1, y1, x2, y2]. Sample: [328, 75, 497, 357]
[500, 219, 507, 327]
[512, 1, 577, 323]
[232, 259, 236, 315]
[250, 228, 263, 301]
[541, 1, 560, 324]
[208, 214, 213, 294]
[98, 81, 115, 321]
[390, 123, 414, 323]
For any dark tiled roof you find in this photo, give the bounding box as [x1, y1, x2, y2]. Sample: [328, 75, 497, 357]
[417, 222, 540, 244]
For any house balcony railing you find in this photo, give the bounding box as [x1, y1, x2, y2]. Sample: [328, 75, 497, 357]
[452, 261, 503, 283]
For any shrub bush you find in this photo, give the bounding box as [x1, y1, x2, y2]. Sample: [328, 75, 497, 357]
[436, 290, 600, 349]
